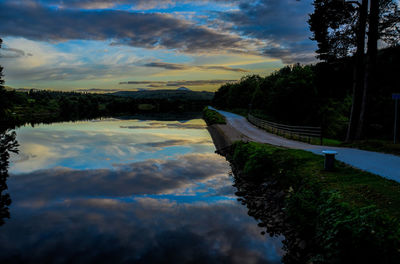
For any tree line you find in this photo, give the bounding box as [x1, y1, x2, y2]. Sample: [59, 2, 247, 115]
[213, 0, 399, 141]
[212, 46, 399, 140]
[309, 0, 399, 141]
[1, 88, 210, 126]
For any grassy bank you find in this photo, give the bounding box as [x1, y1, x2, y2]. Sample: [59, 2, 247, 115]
[226, 141, 400, 263]
[202, 107, 226, 125]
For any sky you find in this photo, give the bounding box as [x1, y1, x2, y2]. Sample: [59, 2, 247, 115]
[0, 0, 317, 92]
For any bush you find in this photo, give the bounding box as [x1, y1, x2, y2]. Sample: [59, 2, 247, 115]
[202, 107, 226, 125]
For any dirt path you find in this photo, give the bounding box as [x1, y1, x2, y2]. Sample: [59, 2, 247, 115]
[209, 107, 400, 182]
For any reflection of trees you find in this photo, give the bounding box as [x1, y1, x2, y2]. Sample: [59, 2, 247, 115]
[0, 129, 19, 226]
[232, 170, 310, 264]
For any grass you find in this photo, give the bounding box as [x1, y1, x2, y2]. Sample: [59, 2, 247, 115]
[202, 107, 226, 125]
[229, 141, 400, 261]
[340, 139, 400, 156]
[234, 141, 400, 219]
[294, 148, 400, 218]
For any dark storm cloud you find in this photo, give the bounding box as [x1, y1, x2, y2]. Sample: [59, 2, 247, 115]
[222, 0, 317, 63]
[119, 79, 237, 86]
[0, 1, 247, 54]
[143, 61, 249, 72]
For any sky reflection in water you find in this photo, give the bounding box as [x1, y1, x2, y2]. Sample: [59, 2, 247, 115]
[1, 117, 283, 263]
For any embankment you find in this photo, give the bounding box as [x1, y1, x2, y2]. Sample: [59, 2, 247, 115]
[205, 118, 400, 263]
[203, 107, 249, 152]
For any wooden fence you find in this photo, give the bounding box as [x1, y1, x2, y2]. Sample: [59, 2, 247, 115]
[248, 114, 323, 145]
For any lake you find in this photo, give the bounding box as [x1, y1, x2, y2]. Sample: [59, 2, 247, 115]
[0, 115, 283, 263]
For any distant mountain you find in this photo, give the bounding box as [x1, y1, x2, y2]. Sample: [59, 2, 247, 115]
[111, 89, 213, 101]
[177, 87, 191, 91]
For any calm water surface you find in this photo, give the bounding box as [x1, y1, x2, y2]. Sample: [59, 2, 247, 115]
[0, 116, 283, 263]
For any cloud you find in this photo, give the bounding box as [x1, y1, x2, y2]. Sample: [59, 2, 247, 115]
[147, 84, 164, 88]
[135, 138, 210, 150]
[10, 120, 213, 173]
[119, 79, 237, 87]
[119, 81, 161, 85]
[120, 122, 206, 130]
[0, 1, 249, 54]
[31, 0, 239, 10]
[0, 47, 31, 59]
[201, 65, 248, 72]
[0, 197, 282, 263]
[221, 0, 318, 64]
[263, 41, 317, 64]
[143, 61, 249, 72]
[141, 139, 198, 148]
[4, 65, 124, 81]
[144, 62, 191, 70]
[10, 153, 229, 200]
[165, 79, 237, 86]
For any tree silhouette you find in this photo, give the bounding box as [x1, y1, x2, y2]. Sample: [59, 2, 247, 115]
[309, 0, 400, 141]
[0, 129, 19, 226]
[0, 38, 7, 121]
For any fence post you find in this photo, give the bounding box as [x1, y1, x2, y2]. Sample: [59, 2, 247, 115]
[248, 114, 322, 144]
[320, 125, 323, 145]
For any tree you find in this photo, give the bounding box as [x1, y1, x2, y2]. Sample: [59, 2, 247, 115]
[0, 129, 18, 226]
[309, 0, 400, 141]
[309, 0, 359, 61]
[0, 38, 7, 121]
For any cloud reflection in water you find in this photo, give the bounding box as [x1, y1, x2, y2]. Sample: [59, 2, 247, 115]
[1, 118, 283, 263]
[10, 118, 214, 173]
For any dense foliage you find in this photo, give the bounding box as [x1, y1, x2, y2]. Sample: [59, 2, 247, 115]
[309, 0, 399, 61]
[0, 89, 211, 127]
[227, 141, 400, 263]
[202, 107, 226, 125]
[212, 46, 400, 140]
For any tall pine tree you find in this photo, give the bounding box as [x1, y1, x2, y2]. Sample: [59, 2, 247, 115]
[309, 0, 399, 141]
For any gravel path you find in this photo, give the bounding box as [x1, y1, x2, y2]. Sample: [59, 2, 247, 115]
[210, 107, 400, 182]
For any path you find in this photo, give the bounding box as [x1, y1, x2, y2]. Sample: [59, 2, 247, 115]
[209, 107, 400, 182]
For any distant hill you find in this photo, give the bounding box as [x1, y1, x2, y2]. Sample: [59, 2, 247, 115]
[177, 87, 191, 91]
[111, 89, 214, 101]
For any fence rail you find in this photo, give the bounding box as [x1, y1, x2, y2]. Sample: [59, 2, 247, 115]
[248, 114, 322, 145]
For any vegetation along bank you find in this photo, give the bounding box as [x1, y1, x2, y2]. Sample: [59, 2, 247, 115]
[202, 107, 226, 126]
[224, 141, 400, 263]
[203, 106, 400, 263]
